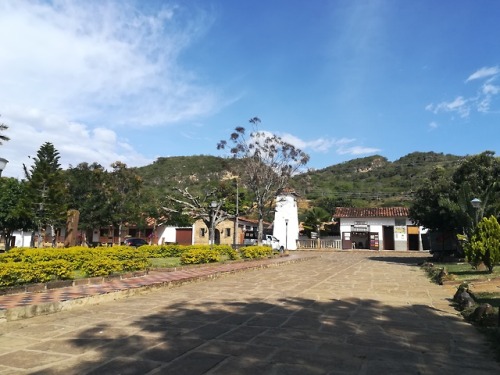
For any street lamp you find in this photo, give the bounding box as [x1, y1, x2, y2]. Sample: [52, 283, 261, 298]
[471, 198, 481, 225]
[210, 201, 218, 245]
[285, 218, 289, 251]
[233, 178, 239, 249]
[0, 158, 8, 177]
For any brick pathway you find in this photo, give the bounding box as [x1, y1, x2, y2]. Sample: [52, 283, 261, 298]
[0, 254, 314, 321]
[0, 251, 498, 374]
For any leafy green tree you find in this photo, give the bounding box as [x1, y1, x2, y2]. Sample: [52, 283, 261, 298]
[410, 151, 500, 237]
[465, 216, 500, 272]
[0, 178, 33, 250]
[65, 162, 112, 244]
[23, 142, 67, 246]
[217, 117, 309, 244]
[301, 207, 331, 238]
[106, 162, 143, 244]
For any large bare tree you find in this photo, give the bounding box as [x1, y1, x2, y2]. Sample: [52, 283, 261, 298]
[165, 188, 228, 245]
[217, 117, 309, 244]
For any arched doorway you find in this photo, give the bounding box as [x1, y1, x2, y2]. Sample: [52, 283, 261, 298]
[214, 229, 221, 245]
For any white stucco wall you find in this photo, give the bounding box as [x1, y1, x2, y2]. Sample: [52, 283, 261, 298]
[340, 217, 417, 250]
[157, 226, 177, 245]
[273, 193, 299, 250]
[13, 230, 33, 247]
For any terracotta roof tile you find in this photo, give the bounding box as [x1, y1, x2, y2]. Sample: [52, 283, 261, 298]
[333, 207, 409, 218]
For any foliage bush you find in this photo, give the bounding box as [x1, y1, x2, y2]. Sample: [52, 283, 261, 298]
[180, 249, 221, 264]
[0, 259, 74, 287]
[0, 243, 240, 287]
[139, 244, 189, 258]
[465, 216, 500, 272]
[239, 246, 273, 259]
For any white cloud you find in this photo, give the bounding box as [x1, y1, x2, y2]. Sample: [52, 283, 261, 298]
[427, 66, 500, 119]
[0, 111, 151, 178]
[279, 132, 379, 156]
[0, 1, 221, 126]
[482, 83, 500, 95]
[427, 96, 470, 118]
[429, 121, 438, 130]
[337, 145, 381, 156]
[466, 66, 500, 82]
[0, 1, 224, 178]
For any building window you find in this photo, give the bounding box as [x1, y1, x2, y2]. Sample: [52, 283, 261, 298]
[225, 228, 231, 237]
[395, 218, 406, 226]
[200, 228, 206, 237]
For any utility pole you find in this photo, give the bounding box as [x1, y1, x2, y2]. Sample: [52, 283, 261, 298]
[233, 178, 239, 248]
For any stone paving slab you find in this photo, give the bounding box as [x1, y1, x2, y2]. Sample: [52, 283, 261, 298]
[0, 251, 498, 374]
[0, 254, 314, 322]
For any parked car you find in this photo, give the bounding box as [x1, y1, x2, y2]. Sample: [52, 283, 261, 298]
[243, 232, 282, 250]
[123, 238, 148, 247]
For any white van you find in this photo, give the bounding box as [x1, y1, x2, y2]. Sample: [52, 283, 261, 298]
[243, 232, 281, 250]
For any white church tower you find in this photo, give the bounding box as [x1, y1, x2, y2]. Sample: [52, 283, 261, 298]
[273, 188, 299, 250]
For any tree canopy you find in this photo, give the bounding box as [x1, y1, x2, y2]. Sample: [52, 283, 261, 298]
[23, 142, 67, 245]
[217, 117, 310, 243]
[410, 151, 500, 237]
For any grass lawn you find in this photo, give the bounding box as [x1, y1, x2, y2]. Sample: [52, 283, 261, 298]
[443, 263, 500, 282]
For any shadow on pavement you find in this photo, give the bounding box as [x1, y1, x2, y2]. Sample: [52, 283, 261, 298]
[30, 296, 499, 374]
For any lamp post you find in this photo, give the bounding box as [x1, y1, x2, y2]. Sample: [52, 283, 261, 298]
[471, 198, 481, 226]
[210, 201, 218, 245]
[233, 178, 239, 249]
[285, 218, 289, 251]
[0, 158, 8, 177]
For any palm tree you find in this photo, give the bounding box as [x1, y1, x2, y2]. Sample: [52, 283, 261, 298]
[0, 119, 10, 145]
[302, 207, 331, 238]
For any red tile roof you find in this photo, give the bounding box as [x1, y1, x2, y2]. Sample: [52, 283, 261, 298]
[333, 207, 409, 218]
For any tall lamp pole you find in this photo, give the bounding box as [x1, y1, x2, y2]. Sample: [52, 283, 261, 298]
[285, 218, 289, 251]
[471, 198, 481, 226]
[210, 201, 218, 245]
[233, 178, 239, 249]
[0, 158, 8, 177]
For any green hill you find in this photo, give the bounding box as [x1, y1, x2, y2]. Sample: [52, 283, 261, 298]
[135, 152, 463, 208]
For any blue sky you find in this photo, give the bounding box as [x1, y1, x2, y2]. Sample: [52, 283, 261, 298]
[1, 0, 499, 178]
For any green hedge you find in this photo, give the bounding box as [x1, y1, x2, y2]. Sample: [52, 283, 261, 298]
[180, 249, 221, 264]
[0, 246, 150, 286]
[0, 244, 241, 287]
[239, 246, 273, 259]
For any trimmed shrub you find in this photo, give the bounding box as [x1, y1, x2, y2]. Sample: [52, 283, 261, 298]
[465, 215, 500, 272]
[180, 249, 221, 264]
[80, 258, 123, 277]
[239, 246, 273, 259]
[0, 260, 75, 287]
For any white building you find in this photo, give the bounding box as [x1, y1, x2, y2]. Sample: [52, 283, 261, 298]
[273, 189, 299, 250]
[334, 207, 427, 251]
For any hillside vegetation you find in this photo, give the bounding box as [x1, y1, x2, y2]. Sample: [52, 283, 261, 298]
[135, 152, 463, 209]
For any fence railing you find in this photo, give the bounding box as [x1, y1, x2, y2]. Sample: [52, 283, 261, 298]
[297, 239, 342, 249]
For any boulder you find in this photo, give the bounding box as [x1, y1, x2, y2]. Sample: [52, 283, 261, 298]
[470, 303, 495, 325]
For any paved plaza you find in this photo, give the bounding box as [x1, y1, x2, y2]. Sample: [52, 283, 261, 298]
[0, 251, 498, 374]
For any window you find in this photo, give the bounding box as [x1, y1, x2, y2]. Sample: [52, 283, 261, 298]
[395, 218, 406, 226]
[200, 228, 206, 237]
[225, 228, 231, 237]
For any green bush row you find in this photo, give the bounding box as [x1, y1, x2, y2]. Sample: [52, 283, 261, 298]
[139, 244, 238, 260]
[0, 244, 264, 287]
[239, 246, 273, 259]
[0, 260, 74, 287]
[180, 249, 221, 264]
[0, 246, 150, 286]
